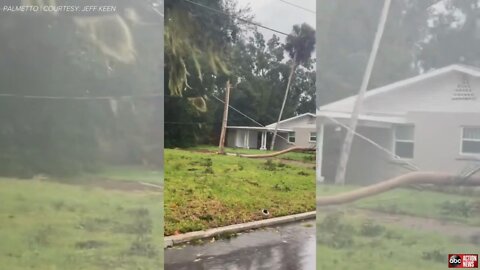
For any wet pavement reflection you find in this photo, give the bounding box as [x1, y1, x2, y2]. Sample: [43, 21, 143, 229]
[164, 220, 316, 270]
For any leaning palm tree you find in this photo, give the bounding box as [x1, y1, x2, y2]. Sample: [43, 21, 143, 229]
[334, 0, 391, 185]
[270, 23, 315, 150]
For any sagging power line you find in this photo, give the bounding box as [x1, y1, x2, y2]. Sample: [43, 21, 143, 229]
[181, 0, 289, 36]
[0, 93, 162, 100]
[323, 115, 420, 172]
[210, 93, 292, 145]
[276, 0, 315, 14]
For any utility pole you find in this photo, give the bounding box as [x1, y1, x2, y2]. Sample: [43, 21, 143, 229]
[218, 80, 231, 154]
[334, 0, 391, 185]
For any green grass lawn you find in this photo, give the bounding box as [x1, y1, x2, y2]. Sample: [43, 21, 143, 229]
[318, 184, 480, 226]
[164, 148, 316, 236]
[316, 211, 478, 270]
[0, 172, 163, 270]
[92, 166, 163, 184]
[189, 145, 316, 163]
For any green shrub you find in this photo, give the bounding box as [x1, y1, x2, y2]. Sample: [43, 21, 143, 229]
[440, 200, 472, 217]
[317, 212, 355, 249]
[360, 219, 385, 237]
[422, 249, 446, 263]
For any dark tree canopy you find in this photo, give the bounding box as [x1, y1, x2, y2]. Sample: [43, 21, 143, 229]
[164, 1, 316, 148]
[317, 0, 480, 107]
[0, 2, 163, 177]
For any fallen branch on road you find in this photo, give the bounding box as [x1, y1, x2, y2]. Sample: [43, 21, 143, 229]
[317, 172, 480, 206]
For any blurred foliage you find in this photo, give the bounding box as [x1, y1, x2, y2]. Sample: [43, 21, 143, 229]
[0, 2, 163, 177]
[317, 0, 480, 106]
[164, 0, 316, 147]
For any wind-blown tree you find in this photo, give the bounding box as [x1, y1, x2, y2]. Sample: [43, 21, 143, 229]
[164, 0, 249, 102]
[418, 0, 480, 69]
[164, 25, 316, 147]
[334, 0, 391, 185]
[0, 2, 163, 177]
[164, 0, 250, 147]
[226, 31, 315, 127]
[271, 23, 315, 150]
[316, 0, 437, 106]
[164, 2, 316, 148]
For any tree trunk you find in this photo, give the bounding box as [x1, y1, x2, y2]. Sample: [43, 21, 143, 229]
[334, 0, 391, 185]
[318, 171, 480, 206]
[271, 56, 298, 151]
[239, 146, 314, 158]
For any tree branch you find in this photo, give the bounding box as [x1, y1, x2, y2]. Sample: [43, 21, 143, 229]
[318, 171, 480, 206]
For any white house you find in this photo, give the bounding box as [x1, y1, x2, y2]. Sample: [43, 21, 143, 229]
[317, 64, 480, 185]
[226, 113, 317, 151]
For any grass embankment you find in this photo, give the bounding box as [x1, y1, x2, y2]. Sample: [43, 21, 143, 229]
[316, 211, 477, 270]
[0, 167, 163, 270]
[164, 148, 316, 236]
[189, 145, 316, 163]
[93, 166, 163, 184]
[317, 184, 480, 226]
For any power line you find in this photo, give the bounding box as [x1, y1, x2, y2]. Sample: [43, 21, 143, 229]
[0, 93, 163, 100]
[276, 0, 315, 14]
[181, 0, 289, 36]
[210, 94, 263, 127]
[323, 115, 420, 171]
[210, 94, 292, 145]
[165, 121, 222, 125]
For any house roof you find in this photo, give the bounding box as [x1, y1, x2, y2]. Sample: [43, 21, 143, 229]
[318, 64, 480, 121]
[227, 126, 293, 132]
[265, 113, 315, 128]
[318, 111, 407, 124]
[227, 113, 315, 132]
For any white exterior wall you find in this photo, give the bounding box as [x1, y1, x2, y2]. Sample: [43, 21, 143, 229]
[269, 114, 316, 149]
[270, 114, 316, 129]
[322, 71, 480, 115]
[406, 111, 480, 173]
[321, 111, 480, 185]
[292, 127, 317, 148]
[321, 124, 410, 185]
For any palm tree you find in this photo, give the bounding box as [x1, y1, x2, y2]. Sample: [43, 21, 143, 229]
[270, 23, 315, 150]
[334, 0, 391, 185]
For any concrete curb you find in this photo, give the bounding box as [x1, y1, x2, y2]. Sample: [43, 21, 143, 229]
[164, 211, 316, 248]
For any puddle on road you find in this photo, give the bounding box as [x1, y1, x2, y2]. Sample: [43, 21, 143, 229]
[164, 220, 316, 270]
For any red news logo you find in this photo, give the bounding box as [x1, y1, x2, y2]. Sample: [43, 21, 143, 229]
[448, 254, 478, 268]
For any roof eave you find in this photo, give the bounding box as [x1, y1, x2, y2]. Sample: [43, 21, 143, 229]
[317, 111, 408, 124]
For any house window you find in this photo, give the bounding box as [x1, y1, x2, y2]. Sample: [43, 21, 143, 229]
[461, 127, 480, 155]
[288, 132, 295, 143]
[309, 132, 317, 142]
[394, 125, 414, 159]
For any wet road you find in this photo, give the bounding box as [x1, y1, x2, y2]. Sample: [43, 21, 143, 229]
[164, 220, 316, 270]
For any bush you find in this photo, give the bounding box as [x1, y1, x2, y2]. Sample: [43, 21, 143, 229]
[360, 219, 385, 237]
[262, 159, 277, 171]
[422, 249, 446, 263]
[272, 181, 291, 192]
[317, 212, 355, 249]
[439, 200, 472, 217]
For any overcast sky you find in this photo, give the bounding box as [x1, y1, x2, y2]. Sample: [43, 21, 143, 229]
[236, 0, 316, 41]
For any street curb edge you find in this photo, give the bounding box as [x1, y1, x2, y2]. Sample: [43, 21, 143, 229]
[164, 211, 316, 248]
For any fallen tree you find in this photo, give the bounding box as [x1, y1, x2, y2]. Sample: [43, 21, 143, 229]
[317, 171, 480, 206]
[233, 146, 315, 159]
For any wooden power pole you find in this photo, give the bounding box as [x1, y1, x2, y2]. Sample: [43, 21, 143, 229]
[218, 80, 231, 154]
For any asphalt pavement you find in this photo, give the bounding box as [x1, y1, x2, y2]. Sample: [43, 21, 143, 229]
[164, 220, 316, 270]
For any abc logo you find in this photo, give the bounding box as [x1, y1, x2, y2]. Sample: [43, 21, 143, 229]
[449, 255, 462, 267]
